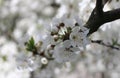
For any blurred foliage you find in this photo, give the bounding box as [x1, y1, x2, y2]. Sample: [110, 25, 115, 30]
[0, 0, 3, 6]
[2, 55, 7, 61]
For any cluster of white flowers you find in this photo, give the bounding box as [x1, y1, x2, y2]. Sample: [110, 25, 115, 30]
[29, 15, 90, 64]
[1, 0, 120, 78]
[15, 14, 90, 70]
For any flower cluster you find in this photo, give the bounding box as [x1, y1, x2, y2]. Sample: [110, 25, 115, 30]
[24, 15, 90, 64]
[15, 14, 90, 72]
[1, 0, 120, 78]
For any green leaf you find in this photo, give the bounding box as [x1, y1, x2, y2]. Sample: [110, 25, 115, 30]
[112, 38, 118, 46]
[25, 37, 36, 52]
[29, 37, 35, 46]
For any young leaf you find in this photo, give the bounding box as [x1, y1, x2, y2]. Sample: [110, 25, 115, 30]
[25, 37, 36, 52]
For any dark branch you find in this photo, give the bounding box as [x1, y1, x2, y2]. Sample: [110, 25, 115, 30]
[30, 71, 34, 78]
[84, 0, 120, 36]
[103, 8, 120, 23]
[96, 0, 103, 15]
[91, 40, 120, 50]
[102, 0, 111, 6]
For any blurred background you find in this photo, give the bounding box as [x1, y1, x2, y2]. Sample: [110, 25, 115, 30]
[0, 0, 120, 78]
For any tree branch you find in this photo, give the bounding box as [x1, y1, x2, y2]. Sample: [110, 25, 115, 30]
[84, 0, 120, 36]
[96, 0, 103, 15]
[102, 0, 111, 6]
[91, 40, 120, 50]
[103, 8, 120, 23]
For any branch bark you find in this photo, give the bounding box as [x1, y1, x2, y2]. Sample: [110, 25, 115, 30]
[96, 0, 103, 15]
[84, 0, 120, 36]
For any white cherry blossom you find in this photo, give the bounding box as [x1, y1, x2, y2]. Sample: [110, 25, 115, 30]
[53, 40, 80, 63]
[70, 26, 90, 48]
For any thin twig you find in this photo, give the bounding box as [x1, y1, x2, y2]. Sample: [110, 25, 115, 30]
[91, 40, 120, 50]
